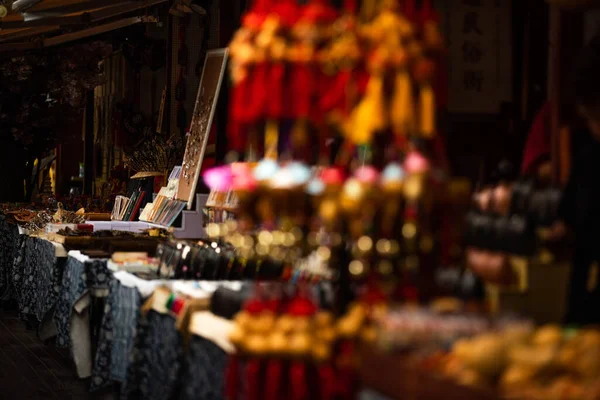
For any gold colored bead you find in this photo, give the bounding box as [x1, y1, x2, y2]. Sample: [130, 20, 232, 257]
[272, 230, 284, 245]
[206, 223, 219, 238]
[243, 236, 255, 248]
[349, 260, 365, 276]
[220, 223, 230, 236]
[402, 223, 417, 239]
[376, 239, 391, 254]
[357, 236, 373, 253]
[226, 219, 238, 232]
[255, 243, 268, 256]
[283, 232, 295, 247]
[403, 176, 423, 200]
[258, 230, 273, 245]
[317, 246, 331, 261]
[291, 227, 303, 241]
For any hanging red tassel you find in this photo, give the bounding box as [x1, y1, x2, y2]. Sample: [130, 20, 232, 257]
[290, 361, 308, 400]
[225, 355, 241, 400]
[267, 62, 286, 119]
[318, 364, 336, 400]
[420, 0, 433, 24]
[227, 121, 247, 153]
[291, 62, 314, 120]
[343, 0, 356, 14]
[403, 0, 416, 22]
[320, 70, 351, 116]
[242, 0, 271, 30]
[245, 359, 262, 400]
[335, 341, 357, 400]
[264, 360, 283, 400]
[361, 275, 387, 305]
[247, 63, 270, 122]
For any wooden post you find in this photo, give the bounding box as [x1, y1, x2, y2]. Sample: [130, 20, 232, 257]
[549, 6, 583, 185]
[84, 91, 95, 195]
[549, 5, 562, 184]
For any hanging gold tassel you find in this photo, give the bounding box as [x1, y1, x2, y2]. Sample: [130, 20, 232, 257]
[419, 84, 435, 138]
[390, 70, 414, 137]
[264, 119, 279, 160]
[347, 74, 386, 145]
[361, 0, 377, 22]
[291, 119, 308, 150]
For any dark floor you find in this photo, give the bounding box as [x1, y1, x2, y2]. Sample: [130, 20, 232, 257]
[0, 306, 112, 399]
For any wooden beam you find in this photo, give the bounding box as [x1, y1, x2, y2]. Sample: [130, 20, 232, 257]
[0, 41, 40, 52]
[1, 14, 89, 28]
[27, 0, 132, 13]
[0, 0, 165, 28]
[0, 26, 59, 42]
[84, 0, 166, 22]
[546, 0, 600, 8]
[43, 16, 142, 47]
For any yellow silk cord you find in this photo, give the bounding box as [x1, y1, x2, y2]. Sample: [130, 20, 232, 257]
[348, 74, 387, 145]
[419, 84, 435, 138]
[264, 119, 279, 160]
[390, 70, 414, 137]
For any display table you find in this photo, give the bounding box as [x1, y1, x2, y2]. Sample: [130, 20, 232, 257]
[358, 348, 498, 400]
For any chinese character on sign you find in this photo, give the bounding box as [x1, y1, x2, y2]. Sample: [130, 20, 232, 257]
[463, 11, 483, 35]
[464, 70, 484, 92]
[462, 41, 483, 63]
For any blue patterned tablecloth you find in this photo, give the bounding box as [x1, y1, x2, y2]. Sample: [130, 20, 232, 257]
[12, 237, 66, 322]
[55, 256, 111, 348]
[0, 218, 19, 295]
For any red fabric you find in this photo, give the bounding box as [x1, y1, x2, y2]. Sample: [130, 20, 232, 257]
[274, 0, 299, 27]
[231, 75, 251, 123]
[291, 64, 314, 119]
[265, 360, 283, 400]
[343, 0, 356, 14]
[225, 356, 240, 400]
[267, 63, 286, 119]
[361, 278, 387, 304]
[287, 294, 317, 316]
[245, 359, 262, 400]
[171, 297, 186, 315]
[303, 0, 338, 23]
[228, 73, 252, 152]
[521, 102, 551, 175]
[244, 298, 265, 314]
[318, 364, 336, 400]
[290, 361, 308, 400]
[247, 63, 270, 121]
[320, 70, 351, 115]
[227, 121, 246, 153]
[335, 342, 356, 399]
[403, 0, 416, 21]
[313, 69, 332, 122]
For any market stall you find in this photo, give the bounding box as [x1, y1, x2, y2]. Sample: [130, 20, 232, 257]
[2, 0, 600, 399]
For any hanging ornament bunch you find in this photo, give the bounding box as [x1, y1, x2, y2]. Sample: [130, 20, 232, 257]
[226, 287, 381, 400]
[227, 0, 444, 162]
[203, 149, 438, 289]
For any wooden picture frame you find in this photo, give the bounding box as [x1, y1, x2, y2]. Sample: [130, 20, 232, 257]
[177, 48, 228, 209]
